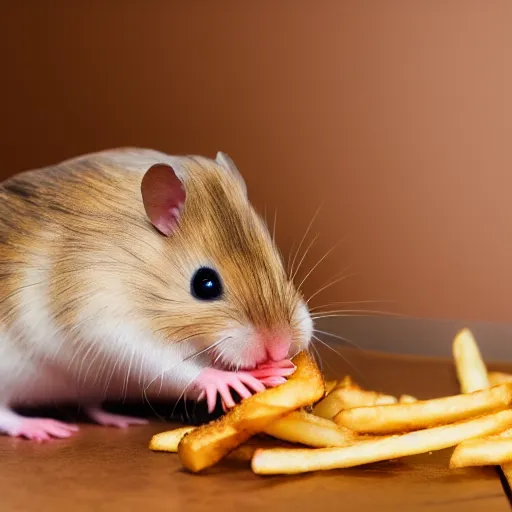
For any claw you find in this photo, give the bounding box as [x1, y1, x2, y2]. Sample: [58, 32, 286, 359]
[260, 376, 287, 387]
[193, 360, 295, 415]
[245, 366, 296, 379]
[257, 359, 296, 370]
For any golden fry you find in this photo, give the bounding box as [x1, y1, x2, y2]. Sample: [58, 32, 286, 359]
[252, 409, 512, 475]
[452, 328, 489, 393]
[177, 351, 325, 472]
[399, 394, 417, 403]
[150, 427, 286, 461]
[149, 427, 195, 452]
[313, 386, 396, 420]
[488, 371, 512, 387]
[450, 328, 512, 486]
[450, 437, 512, 468]
[151, 411, 351, 456]
[264, 409, 353, 447]
[325, 380, 338, 395]
[334, 384, 512, 434]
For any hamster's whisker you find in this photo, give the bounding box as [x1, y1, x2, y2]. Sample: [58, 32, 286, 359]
[296, 242, 339, 290]
[102, 347, 124, 401]
[171, 374, 200, 420]
[272, 208, 278, 245]
[92, 351, 111, 390]
[142, 383, 166, 423]
[309, 299, 391, 311]
[144, 335, 232, 393]
[313, 329, 363, 351]
[123, 346, 136, 402]
[311, 308, 403, 320]
[76, 341, 99, 390]
[306, 268, 355, 304]
[181, 335, 233, 365]
[142, 335, 232, 422]
[288, 203, 323, 279]
[286, 239, 296, 275]
[82, 345, 107, 391]
[213, 342, 232, 370]
[312, 334, 368, 386]
[291, 233, 319, 282]
[66, 338, 91, 373]
[309, 341, 324, 373]
[138, 351, 146, 387]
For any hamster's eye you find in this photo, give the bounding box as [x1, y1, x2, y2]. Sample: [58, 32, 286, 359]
[191, 267, 223, 301]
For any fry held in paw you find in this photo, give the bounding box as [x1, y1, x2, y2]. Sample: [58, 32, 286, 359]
[177, 351, 325, 472]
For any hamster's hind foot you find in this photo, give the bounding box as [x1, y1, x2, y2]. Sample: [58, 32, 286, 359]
[0, 407, 79, 442]
[85, 405, 149, 428]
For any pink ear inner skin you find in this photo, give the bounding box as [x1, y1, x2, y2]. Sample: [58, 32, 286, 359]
[141, 163, 186, 236]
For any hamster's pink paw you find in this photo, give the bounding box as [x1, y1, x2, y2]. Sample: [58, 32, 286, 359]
[245, 359, 296, 380]
[86, 406, 149, 428]
[7, 418, 79, 442]
[195, 368, 266, 413]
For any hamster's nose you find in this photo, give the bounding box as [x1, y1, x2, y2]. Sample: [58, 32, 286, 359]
[264, 331, 292, 362]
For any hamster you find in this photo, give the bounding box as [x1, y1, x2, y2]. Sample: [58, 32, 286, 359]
[0, 148, 313, 441]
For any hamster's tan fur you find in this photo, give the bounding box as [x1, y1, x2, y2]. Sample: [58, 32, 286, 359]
[0, 149, 312, 434]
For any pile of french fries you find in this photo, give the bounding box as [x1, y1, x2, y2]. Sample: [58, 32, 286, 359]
[149, 329, 512, 479]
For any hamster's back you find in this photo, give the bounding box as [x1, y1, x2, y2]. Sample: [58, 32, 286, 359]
[0, 148, 172, 332]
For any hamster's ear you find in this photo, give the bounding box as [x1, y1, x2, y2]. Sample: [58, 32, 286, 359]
[141, 163, 186, 236]
[216, 151, 247, 196]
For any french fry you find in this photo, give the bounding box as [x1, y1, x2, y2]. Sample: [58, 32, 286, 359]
[150, 427, 195, 452]
[150, 427, 286, 461]
[152, 409, 353, 452]
[452, 328, 489, 393]
[177, 351, 325, 472]
[334, 383, 512, 434]
[251, 409, 512, 475]
[374, 395, 398, 405]
[450, 327, 512, 491]
[263, 409, 354, 447]
[496, 428, 512, 439]
[228, 438, 296, 462]
[313, 386, 397, 420]
[450, 437, 512, 468]
[399, 394, 417, 403]
[489, 371, 512, 387]
[325, 380, 339, 395]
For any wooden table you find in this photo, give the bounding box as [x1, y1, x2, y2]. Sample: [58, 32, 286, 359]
[1, 344, 511, 511]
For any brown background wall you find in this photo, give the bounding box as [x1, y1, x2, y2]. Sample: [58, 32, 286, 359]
[1, 1, 512, 323]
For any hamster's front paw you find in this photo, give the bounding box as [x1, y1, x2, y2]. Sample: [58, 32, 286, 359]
[194, 361, 297, 414]
[245, 359, 296, 387]
[194, 368, 266, 413]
